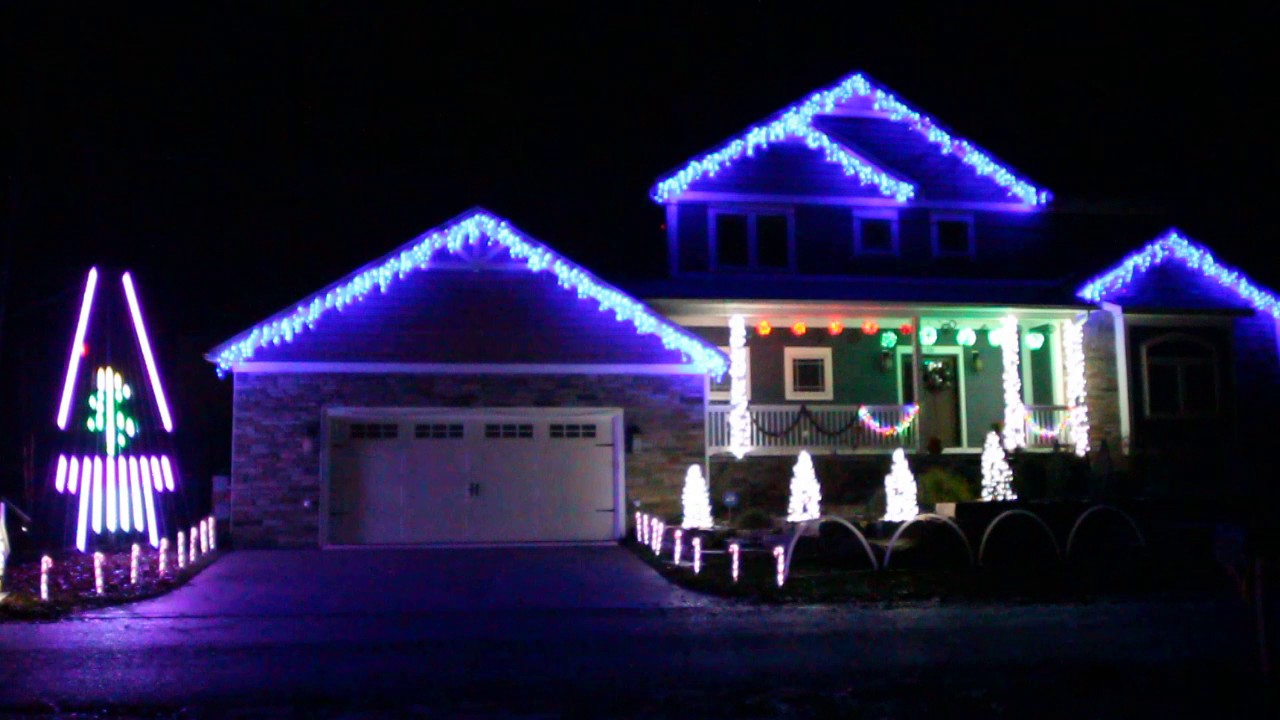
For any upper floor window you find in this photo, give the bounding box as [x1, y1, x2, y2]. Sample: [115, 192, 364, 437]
[931, 213, 975, 257]
[710, 209, 794, 271]
[1141, 334, 1220, 419]
[853, 209, 899, 256]
[783, 347, 834, 401]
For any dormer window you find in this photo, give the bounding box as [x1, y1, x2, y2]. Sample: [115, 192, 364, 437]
[853, 209, 899, 256]
[710, 209, 794, 271]
[931, 213, 975, 257]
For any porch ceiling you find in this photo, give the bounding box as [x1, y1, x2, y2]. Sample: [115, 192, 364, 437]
[648, 298, 1089, 326]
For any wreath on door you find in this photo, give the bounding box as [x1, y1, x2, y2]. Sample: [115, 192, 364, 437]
[923, 359, 955, 392]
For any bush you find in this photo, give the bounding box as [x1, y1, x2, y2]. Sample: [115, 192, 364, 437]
[735, 508, 773, 530]
[919, 467, 975, 506]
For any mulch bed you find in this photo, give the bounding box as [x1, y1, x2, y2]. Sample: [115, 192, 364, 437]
[1, 546, 218, 621]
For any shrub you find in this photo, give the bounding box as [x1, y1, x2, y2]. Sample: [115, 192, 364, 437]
[919, 467, 975, 506]
[735, 508, 773, 530]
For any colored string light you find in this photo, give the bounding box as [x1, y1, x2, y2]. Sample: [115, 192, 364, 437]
[651, 72, 1049, 206]
[920, 327, 938, 346]
[861, 320, 879, 335]
[1077, 229, 1280, 320]
[856, 404, 920, 437]
[828, 321, 844, 335]
[791, 321, 807, 336]
[756, 320, 772, 336]
[880, 330, 898, 349]
[210, 210, 727, 379]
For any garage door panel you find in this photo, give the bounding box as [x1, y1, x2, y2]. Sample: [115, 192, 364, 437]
[328, 411, 618, 545]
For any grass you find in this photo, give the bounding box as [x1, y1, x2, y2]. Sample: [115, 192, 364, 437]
[1, 546, 219, 621]
[627, 530, 1239, 605]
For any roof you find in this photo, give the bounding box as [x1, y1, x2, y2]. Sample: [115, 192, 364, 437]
[1076, 228, 1280, 319]
[651, 71, 1050, 206]
[206, 208, 728, 377]
[627, 275, 1087, 308]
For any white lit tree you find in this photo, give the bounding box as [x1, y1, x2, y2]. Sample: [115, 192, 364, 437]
[882, 448, 919, 522]
[786, 450, 822, 522]
[981, 430, 1017, 501]
[681, 464, 714, 530]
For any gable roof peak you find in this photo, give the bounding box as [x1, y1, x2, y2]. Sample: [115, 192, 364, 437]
[652, 69, 1051, 207]
[206, 209, 727, 377]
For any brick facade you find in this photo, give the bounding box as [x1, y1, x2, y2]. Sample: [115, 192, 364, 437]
[1082, 309, 1125, 466]
[230, 372, 705, 547]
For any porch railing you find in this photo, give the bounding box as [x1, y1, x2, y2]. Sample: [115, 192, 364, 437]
[1024, 404, 1074, 449]
[707, 404, 917, 455]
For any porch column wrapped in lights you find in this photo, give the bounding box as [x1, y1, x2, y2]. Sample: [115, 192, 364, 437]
[1000, 315, 1027, 451]
[727, 315, 752, 459]
[1063, 318, 1090, 457]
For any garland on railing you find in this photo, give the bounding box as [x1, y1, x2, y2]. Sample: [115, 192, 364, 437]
[857, 404, 920, 437]
[1024, 413, 1070, 441]
[746, 404, 920, 440]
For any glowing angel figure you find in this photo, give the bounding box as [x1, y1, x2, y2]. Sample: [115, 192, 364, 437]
[50, 269, 182, 552]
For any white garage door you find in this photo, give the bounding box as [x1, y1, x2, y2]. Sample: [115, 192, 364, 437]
[326, 409, 620, 545]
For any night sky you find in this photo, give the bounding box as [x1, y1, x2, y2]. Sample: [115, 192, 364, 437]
[2, 4, 1276, 505]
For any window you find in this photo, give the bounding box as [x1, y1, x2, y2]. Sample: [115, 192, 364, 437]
[853, 210, 899, 256]
[414, 423, 464, 439]
[1141, 334, 1220, 419]
[783, 347, 834, 401]
[709, 345, 751, 402]
[931, 213, 975, 257]
[484, 423, 534, 439]
[710, 209, 794, 271]
[350, 423, 399, 440]
[550, 423, 597, 439]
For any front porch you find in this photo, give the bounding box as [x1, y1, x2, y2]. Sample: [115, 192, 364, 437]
[662, 300, 1098, 458]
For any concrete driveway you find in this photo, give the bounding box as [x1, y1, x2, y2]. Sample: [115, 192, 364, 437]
[85, 544, 713, 619]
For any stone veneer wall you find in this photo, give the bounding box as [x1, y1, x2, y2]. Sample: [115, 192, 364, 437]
[231, 372, 705, 547]
[1082, 309, 1124, 466]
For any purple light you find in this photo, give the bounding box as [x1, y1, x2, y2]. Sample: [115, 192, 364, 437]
[1077, 228, 1280, 319]
[55, 455, 68, 493]
[76, 464, 92, 552]
[141, 463, 160, 548]
[651, 72, 1050, 206]
[122, 272, 174, 432]
[105, 454, 117, 532]
[129, 456, 145, 533]
[161, 455, 175, 491]
[208, 210, 728, 379]
[68, 456, 80, 494]
[150, 456, 164, 492]
[118, 456, 131, 533]
[91, 456, 103, 534]
[57, 268, 98, 430]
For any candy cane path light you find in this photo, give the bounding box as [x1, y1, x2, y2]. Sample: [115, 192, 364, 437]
[159, 538, 169, 576]
[177, 531, 187, 569]
[729, 543, 741, 583]
[692, 537, 702, 575]
[40, 556, 53, 601]
[130, 543, 140, 585]
[672, 529, 683, 565]
[773, 546, 786, 587]
[93, 552, 105, 595]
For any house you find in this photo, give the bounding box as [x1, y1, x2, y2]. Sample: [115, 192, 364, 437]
[209, 71, 1280, 547]
[632, 71, 1280, 503]
[206, 209, 725, 547]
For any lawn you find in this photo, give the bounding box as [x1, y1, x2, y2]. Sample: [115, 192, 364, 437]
[627, 522, 1238, 604]
[1, 546, 218, 621]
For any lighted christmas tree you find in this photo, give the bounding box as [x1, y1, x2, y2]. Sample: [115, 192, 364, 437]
[50, 268, 182, 552]
[882, 448, 919, 522]
[786, 450, 822, 522]
[681, 464, 713, 530]
[981, 430, 1017, 501]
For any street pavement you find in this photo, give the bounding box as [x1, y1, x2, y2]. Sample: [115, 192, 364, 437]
[0, 546, 1268, 717]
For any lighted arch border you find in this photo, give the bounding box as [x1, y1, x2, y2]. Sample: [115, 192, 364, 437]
[209, 209, 729, 378]
[1077, 228, 1280, 319]
[651, 72, 1050, 206]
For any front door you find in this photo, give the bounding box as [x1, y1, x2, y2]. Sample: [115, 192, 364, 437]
[902, 354, 961, 448]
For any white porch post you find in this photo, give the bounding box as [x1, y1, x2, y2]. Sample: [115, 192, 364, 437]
[911, 316, 923, 451]
[1000, 315, 1027, 451]
[1100, 303, 1131, 454]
